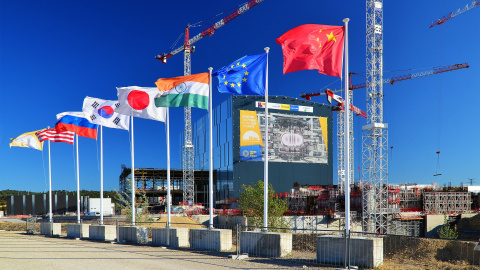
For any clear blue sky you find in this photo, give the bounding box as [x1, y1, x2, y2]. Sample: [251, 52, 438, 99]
[1, 0, 478, 192]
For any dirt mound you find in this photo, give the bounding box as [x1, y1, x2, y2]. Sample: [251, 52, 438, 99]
[380, 236, 478, 269]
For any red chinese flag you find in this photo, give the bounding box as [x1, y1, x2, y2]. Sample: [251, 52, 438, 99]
[276, 24, 345, 77]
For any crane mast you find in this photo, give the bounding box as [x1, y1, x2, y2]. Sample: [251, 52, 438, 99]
[363, 0, 390, 234]
[155, 0, 264, 205]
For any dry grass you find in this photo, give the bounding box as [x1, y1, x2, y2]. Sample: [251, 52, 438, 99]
[380, 236, 479, 270]
[0, 220, 33, 231]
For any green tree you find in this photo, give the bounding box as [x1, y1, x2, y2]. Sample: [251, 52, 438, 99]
[238, 180, 288, 231]
[438, 215, 458, 239]
[114, 180, 152, 223]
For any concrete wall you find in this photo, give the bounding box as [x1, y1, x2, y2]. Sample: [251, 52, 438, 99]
[425, 214, 445, 238]
[216, 215, 246, 227]
[240, 231, 292, 257]
[118, 226, 149, 244]
[317, 235, 383, 268]
[152, 228, 189, 248]
[190, 229, 232, 251]
[89, 225, 116, 241]
[67, 224, 90, 238]
[40, 222, 61, 236]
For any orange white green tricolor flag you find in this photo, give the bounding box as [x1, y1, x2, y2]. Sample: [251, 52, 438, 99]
[155, 72, 210, 110]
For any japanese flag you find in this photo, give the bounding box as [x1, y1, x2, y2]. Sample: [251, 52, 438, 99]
[83, 97, 130, 130]
[115, 86, 166, 122]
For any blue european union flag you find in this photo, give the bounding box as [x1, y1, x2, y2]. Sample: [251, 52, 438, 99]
[212, 53, 267, 95]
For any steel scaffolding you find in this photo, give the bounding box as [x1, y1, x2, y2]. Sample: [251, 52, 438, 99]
[423, 192, 472, 214]
[362, 0, 392, 234]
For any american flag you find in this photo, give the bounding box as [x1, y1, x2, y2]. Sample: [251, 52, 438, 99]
[36, 128, 75, 144]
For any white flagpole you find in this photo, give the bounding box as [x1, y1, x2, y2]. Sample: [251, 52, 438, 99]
[76, 134, 80, 224]
[131, 115, 136, 226]
[343, 18, 351, 236]
[208, 67, 213, 229]
[100, 125, 104, 225]
[48, 135, 52, 223]
[263, 47, 270, 231]
[166, 108, 171, 226]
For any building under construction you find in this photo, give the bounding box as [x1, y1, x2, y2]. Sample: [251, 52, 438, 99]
[118, 165, 213, 213]
[281, 183, 477, 236]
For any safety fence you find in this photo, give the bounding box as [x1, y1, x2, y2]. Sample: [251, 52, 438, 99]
[25, 218, 480, 269]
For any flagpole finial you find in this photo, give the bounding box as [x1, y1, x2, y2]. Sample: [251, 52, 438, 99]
[208, 67, 213, 71]
[264, 47, 270, 53]
[343, 18, 350, 23]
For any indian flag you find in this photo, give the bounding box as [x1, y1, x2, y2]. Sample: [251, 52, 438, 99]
[155, 72, 209, 110]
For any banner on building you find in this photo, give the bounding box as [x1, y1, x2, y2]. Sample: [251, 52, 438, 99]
[239, 110, 328, 163]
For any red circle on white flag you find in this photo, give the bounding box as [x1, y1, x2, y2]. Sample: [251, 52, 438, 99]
[127, 90, 149, 110]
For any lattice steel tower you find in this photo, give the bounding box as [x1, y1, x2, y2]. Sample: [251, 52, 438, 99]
[155, 1, 264, 205]
[182, 28, 195, 205]
[362, 0, 390, 233]
[337, 90, 354, 194]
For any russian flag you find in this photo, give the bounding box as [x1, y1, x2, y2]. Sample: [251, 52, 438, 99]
[55, 112, 98, 139]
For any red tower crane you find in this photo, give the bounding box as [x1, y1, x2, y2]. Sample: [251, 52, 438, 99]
[430, 0, 479, 28]
[153, 0, 264, 205]
[300, 63, 469, 195]
[301, 63, 469, 99]
[155, 0, 264, 63]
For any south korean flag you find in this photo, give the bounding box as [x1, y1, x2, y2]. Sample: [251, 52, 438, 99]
[82, 96, 130, 130]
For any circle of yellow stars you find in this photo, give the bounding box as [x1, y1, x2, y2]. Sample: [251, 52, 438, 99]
[222, 61, 249, 89]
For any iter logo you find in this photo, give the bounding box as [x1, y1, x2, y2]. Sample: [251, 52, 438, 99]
[240, 110, 263, 161]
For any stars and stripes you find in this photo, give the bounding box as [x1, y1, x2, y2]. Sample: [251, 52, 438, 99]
[36, 128, 75, 144]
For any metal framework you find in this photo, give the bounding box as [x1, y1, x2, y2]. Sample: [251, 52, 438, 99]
[155, 0, 263, 205]
[362, 0, 390, 234]
[430, 0, 480, 28]
[337, 90, 354, 194]
[300, 64, 468, 197]
[182, 31, 195, 205]
[119, 166, 212, 208]
[423, 192, 472, 214]
[399, 188, 422, 211]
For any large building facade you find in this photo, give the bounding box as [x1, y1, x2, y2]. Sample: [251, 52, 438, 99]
[191, 95, 333, 205]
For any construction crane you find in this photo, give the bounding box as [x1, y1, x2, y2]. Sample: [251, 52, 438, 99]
[324, 90, 366, 195]
[430, 0, 479, 28]
[301, 61, 469, 232]
[154, 0, 264, 205]
[301, 63, 470, 99]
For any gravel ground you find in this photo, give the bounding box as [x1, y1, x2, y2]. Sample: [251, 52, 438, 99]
[0, 231, 325, 270]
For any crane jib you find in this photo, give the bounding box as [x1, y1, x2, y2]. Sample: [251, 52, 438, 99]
[157, 0, 264, 61]
[192, 0, 264, 45]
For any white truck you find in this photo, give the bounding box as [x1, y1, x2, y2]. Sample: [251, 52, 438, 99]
[87, 198, 114, 216]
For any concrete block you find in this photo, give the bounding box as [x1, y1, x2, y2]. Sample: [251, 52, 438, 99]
[317, 235, 383, 268]
[89, 225, 116, 241]
[118, 226, 149, 244]
[152, 227, 189, 248]
[240, 231, 292, 257]
[40, 222, 61, 236]
[67, 224, 90, 238]
[190, 228, 232, 251]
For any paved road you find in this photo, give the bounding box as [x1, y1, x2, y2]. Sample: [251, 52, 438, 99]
[0, 231, 316, 270]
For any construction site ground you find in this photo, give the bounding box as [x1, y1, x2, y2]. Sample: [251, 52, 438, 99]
[1, 215, 479, 269]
